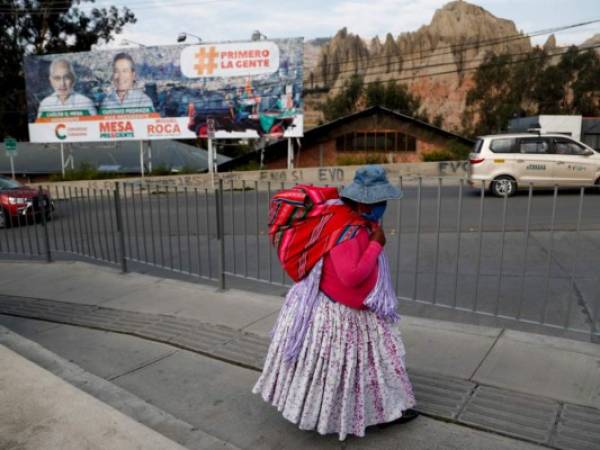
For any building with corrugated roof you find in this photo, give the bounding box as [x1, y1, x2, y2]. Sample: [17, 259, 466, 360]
[0, 140, 230, 179]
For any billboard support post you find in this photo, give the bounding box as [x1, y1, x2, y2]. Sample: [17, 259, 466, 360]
[60, 143, 65, 178]
[207, 117, 216, 175]
[287, 138, 293, 169]
[147, 141, 153, 174]
[66, 144, 74, 170]
[207, 138, 213, 173]
[139, 141, 145, 178]
[207, 137, 214, 187]
[213, 140, 218, 174]
[260, 146, 265, 169]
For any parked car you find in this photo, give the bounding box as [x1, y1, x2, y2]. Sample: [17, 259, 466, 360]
[0, 176, 53, 228]
[468, 133, 600, 197]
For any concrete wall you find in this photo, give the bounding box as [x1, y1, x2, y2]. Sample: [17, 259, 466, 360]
[33, 161, 468, 197]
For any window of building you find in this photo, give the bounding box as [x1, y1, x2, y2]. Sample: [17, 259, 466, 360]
[335, 131, 417, 152]
[377, 133, 387, 150]
[406, 135, 416, 151]
[385, 132, 395, 151]
[396, 133, 406, 151]
[347, 133, 356, 151]
[366, 133, 377, 151]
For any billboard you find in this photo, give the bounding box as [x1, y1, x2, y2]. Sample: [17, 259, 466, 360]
[24, 38, 304, 143]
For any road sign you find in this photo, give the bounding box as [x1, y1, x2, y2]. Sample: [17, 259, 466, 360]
[4, 137, 16, 179]
[4, 137, 17, 156]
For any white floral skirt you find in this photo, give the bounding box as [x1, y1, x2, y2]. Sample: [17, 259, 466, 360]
[252, 292, 416, 440]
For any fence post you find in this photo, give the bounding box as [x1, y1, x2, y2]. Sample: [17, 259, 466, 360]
[215, 178, 226, 290]
[114, 182, 128, 273]
[38, 187, 52, 263]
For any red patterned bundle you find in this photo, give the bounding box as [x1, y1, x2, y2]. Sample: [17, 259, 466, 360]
[268, 184, 368, 282]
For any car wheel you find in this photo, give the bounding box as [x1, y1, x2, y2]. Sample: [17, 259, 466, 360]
[491, 176, 517, 197]
[595, 177, 600, 194]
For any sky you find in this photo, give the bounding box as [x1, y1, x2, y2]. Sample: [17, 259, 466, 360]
[92, 0, 600, 48]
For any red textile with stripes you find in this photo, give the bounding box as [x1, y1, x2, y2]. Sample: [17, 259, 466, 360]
[269, 184, 369, 282]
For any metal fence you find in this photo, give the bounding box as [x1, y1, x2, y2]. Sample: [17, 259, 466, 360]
[1, 177, 599, 342]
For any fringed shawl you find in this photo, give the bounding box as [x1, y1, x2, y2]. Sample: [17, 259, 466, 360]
[280, 253, 399, 363]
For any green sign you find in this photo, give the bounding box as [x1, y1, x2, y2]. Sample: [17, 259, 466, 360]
[4, 137, 17, 154]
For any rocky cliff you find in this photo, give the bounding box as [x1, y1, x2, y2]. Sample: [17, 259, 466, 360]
[304, 1, 533, 130]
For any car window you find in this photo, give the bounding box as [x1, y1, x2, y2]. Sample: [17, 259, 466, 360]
[0, 177, 23, 189]
[519, 138, 550, 154]
[490, 138, 518, 153]
[472, 138, 484, 154]
[554, 138, 587, 156]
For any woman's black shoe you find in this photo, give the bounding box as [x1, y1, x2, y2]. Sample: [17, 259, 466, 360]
[395, 408, 419, 424]
[377, 409, 420, 429]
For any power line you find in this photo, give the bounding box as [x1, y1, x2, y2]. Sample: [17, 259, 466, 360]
[319, 45, 574, 92]
[322, 42, 600, 93]
[0, 0, 234, 14]
[308, 19, 600, 84]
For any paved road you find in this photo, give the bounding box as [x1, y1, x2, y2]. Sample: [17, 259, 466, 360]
[1, 185, 599, 336]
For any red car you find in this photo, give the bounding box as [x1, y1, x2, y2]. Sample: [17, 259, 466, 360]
[0, 175, 53, 228]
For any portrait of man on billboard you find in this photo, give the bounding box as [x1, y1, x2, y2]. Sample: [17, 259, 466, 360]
[37, 59, 97, 118]
[100, 52, 155, 114]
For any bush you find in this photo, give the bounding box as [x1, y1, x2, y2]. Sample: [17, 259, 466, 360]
[336, 153, 387, 166]
[422, 149, 457, 162]
[48, 162, 122, 181]
[422, 140, 471, 162]
[232, 161, 261, 171]
[150, 164, 172, 176]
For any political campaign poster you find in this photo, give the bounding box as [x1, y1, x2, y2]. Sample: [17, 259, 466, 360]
[24, 38, 304, 143]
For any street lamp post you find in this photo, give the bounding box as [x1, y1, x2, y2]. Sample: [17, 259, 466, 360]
[119, 39, 146, 47]
[251, 30, 268, 41]
[177, 32, 202, 43]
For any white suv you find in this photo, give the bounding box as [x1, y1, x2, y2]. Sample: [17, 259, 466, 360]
[468, 133, 600, 197]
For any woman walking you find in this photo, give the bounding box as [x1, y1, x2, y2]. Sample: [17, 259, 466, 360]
[253, 165, 417, 440]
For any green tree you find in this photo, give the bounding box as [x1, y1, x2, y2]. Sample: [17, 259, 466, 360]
[431, 113, 444, 128]
[322, 74, 364, 121]
[321, 76, 423, 122]
[462, 52, 519, 136]
[0, 1, 136, 140]
[320, 74, 364, 121]
[463, 46, 600, 137]
[531, 64, 568, 114]
[365, 79, 385, 107]
[365, 79, 421, 116]
[549, 47, 600, 116]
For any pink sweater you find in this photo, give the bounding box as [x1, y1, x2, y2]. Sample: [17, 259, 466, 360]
[319, 229, 382, 309]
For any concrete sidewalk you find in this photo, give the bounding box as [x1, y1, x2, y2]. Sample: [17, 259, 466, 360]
[1, 259, 599, 449]
[0, 342, 187, 450]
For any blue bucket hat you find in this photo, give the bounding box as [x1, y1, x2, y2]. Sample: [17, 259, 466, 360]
[340, 165, 402, 204]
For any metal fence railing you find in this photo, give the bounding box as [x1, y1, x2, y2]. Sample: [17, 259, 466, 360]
[1, 177, 599, 341]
